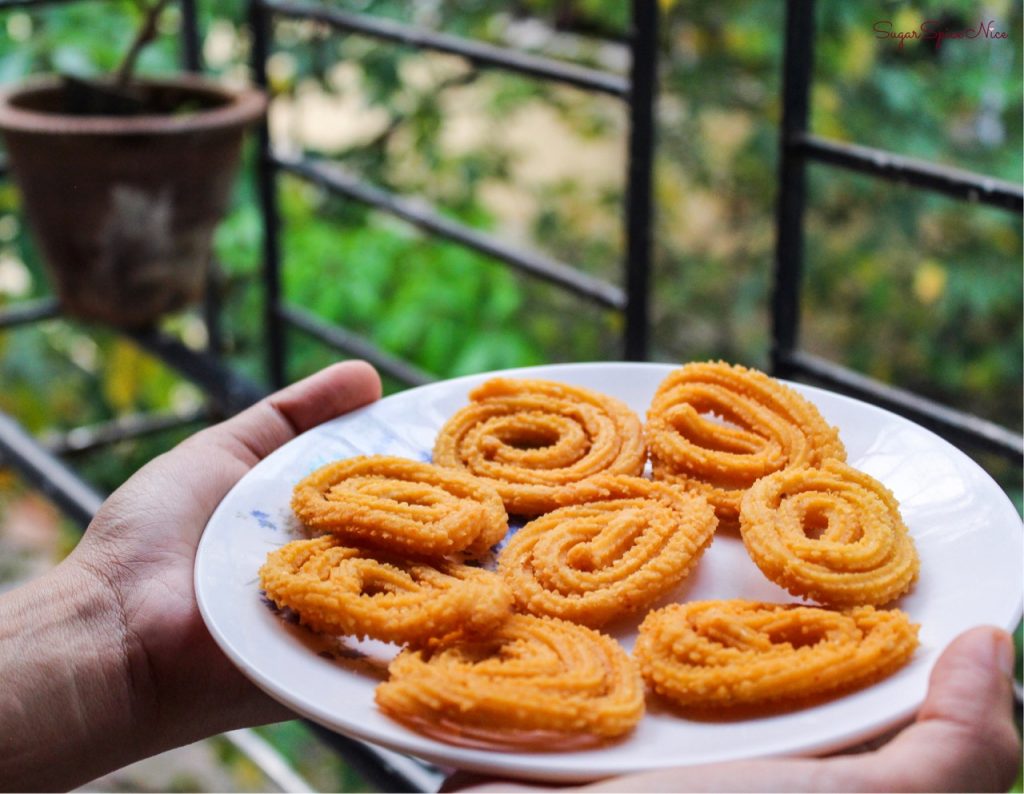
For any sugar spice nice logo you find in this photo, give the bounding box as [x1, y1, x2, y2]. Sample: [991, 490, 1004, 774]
[873, 19, 1009, 49]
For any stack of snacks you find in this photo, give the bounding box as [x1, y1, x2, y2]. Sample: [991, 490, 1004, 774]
[260, 365, 921, 748]
[262, 380, 656, 748]
[635, 362, 919, 711]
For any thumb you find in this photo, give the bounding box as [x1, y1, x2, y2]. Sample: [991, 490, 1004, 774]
[869, 626, 1020, 792]
[173, 359, 382, 512]
[192, 359, 382, 468]
[88, 360, 382, 546]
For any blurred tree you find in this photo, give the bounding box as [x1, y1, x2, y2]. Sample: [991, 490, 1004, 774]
[0, 0, 1019, 496]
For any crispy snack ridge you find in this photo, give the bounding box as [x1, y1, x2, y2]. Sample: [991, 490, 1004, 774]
[434, 378, 646, 516]
[740, 460, 919, 606]
[499, 475, 717, 626]
[292, 455, 508, 558]
[635, 600, 919, 709]
[376, 613, 645, 749]
[646, 361, 845, 527]
[259, 536, 512, 645]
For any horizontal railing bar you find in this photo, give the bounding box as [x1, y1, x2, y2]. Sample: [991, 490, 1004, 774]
[273, 154, 626, 310]
[279, 303, 435, 387]
[0, 411, 104, 527]
[779, 349, 1023, 463]
[41, 406, 211, 457]
[259, 0, 629, 98]
[0, 0, 86, 9]
[0, 304, 259, 426]
[0, 297, 60, 330]
[794, 134, 1024, 212]
[126, 328, 267, 415]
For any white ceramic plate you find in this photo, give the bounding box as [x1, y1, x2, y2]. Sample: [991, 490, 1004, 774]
[195, 362, 1023, 783]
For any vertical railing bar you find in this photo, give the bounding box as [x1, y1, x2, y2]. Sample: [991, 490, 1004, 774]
[623, 0, 657, 361]
[250, 0, 286, 389]
[203, 261, 224, 358]
[177, 0, 223, 364]
[770, 0, 815, 377]
[179, 0, 202, 72]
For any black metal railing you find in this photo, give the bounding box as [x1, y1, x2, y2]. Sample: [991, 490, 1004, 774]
[249, 0, 657, 389]
[772, 0, 1023, 465]
[0, 0, 434, 789]
[0, 0, 658, 788]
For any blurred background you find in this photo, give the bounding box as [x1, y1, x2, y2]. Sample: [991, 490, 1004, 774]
[0, 0, 1020, 790]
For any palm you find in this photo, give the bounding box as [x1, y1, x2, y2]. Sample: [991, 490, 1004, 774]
[69, 361, 382, 741]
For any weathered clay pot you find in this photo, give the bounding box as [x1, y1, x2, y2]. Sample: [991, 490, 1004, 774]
[0, 75, 265, 328]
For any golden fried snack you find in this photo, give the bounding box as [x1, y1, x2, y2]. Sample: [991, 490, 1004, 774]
[635, 600, 919, 710]
[498, 475, 717, 626]
[291, 456, 508, 558]
[376, 614, 644, 750]
[433, 378, 646, 516]
[646, 361, 846, 527]
[739, 460, 919, 606]
[259, 536, 513, 645]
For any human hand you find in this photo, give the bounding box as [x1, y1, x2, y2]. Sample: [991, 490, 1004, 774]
[452, 625, 1020, 793]
[0, 361, 381, 791]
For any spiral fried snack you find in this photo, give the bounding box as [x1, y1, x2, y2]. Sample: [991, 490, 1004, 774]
[291, 456, 508, 558]
[498, 475, 717, 627]
[646, 361, 846, 527]
[739, 460, 919, 606]
[433, 378, 646, 516]
[259, 536, 513, 645]
[376, 614, 644, 749]
[635, 600, 919, 710]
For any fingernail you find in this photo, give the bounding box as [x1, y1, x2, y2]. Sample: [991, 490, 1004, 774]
[993, 630, 1015, 676]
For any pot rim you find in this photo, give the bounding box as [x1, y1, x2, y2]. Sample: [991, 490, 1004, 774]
[0, 73, 266, 135]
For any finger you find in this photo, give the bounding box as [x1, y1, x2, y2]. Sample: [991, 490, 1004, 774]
[193, 360, 382, 467]
[856, 626, 1021, 792]
[89, 361, 381, 545]
[172, 360, 380, 520]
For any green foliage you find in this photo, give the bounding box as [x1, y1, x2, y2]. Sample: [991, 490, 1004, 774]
[0, 0, 1021, 788]
[254, 721, 371, 792]
[0, 1, 181, 79]
[279, 177, 544, 379]
[0, 0, 1019, 496]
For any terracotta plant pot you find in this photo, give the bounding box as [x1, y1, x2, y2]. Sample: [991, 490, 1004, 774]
[0, 75, 265, 328]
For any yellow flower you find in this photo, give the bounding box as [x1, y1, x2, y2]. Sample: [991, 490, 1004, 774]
[913, 261, 947, 305]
